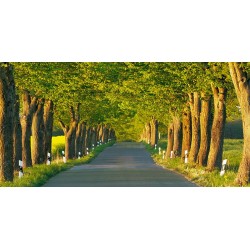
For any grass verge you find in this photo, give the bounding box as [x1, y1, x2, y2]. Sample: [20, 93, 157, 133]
[0, 141, 115, 187]
[145, 139, 245, 187]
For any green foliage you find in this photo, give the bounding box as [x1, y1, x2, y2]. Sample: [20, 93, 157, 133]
[11, 62, 239, 141]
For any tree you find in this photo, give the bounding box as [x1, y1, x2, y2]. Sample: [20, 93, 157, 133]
[0, 63, 16, 181]
[228, 62, 250, 185]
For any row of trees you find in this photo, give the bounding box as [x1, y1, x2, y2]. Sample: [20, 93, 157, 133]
[1, 62, 250, 185]
[0, 63, 117, 182]
[139, 62, 250, 186]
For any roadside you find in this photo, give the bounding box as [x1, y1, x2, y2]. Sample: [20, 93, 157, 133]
[0, 141, 115, 187]
[145, 139, 244, 187]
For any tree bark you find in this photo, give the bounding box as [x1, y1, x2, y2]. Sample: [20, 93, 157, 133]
[91, 127, 97, 147]
[81, 122, 87, 154]
[150, 118, 158, 147]
[61, 120, 77, 160]
[13, 94, 22, 171]
[145, 123, 151, 144]
[172, 115, 182, 157]
[228, 62, 250, 185]
[207, 85, 227, 170]
[85, 126, 92, 153]
[32, 98, 45, 165]
[59, 105, 79, 160]
[188, 92, 200, 163]
[75, 122, 84, 157]
[20, 91, 37, 167]
[181, 106, 192, 158]
[166, 122, 174, 158]
[0, 64, 16, 181]
[197, 93, 212, 166]
[43, 100, 54, 161]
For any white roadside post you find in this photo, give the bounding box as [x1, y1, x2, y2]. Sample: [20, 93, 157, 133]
[97, 141, 100, 147]
[154, 144, 157, 150]
[220, 159, 228, 176]
[162, 150, 166, 159]
[18, 160, 24, 178]
[86, 147, 89, 155]
[158, 147, 161, 155]
[78, 152, 81, 159]
[184, 150, 188, 163]
[62, 150, 66, 163]
[100, 140, 102, 145]
[47, 152, 51, 165]
[92, 144, 95, 151]
[170, 150, 174, 159]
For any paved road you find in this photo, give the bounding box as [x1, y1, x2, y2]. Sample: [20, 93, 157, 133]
[43, 142, 197, 187]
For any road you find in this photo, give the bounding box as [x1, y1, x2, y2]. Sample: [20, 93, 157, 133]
[43, 142, 197, 187]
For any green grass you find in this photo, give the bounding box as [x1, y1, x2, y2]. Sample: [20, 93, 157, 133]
[0, 140, 115, 187]
[147, 139, 245, 187]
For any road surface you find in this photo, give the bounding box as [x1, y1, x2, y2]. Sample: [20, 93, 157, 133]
[43, 142, 197, 187]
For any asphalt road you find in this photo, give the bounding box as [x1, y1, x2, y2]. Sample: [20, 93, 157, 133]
[43, 142, 197, 187]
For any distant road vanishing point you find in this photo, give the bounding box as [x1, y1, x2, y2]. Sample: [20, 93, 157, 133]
[43, 142, 197, 187]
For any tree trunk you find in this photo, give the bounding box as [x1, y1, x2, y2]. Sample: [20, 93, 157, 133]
[59, 105, 80, 160]
[0, 64, 16, 181]
[188, 92, 200, 163]
[104, 125, 109, 143]
[228, 62, 250, 185]
[207, 85, 227, 170]
[43, 100, 54, 160]
[181, 106, 192, 158]
[20, 91, 37, 167]
[96, 124, 101, 142]
[166, 122, 174, 158]
[85, 126, 92, 153]
[32, 98, 45, 165]
[172, 116, 182, 157]
[75, 122, 83, 157]
[150, 118, 158, 147]
[81, 122, 87, 154]
[13, 94, 22, 171]
[145, 123, 151, 144]
[197, 93, 212, 166]
[91, 127, 97, 147]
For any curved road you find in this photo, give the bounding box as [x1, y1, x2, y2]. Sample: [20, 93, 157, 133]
[43, 142, 197, 187]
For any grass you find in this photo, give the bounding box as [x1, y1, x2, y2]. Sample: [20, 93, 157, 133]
[146, 139, 245, 187]
[0, 140, 115, 187]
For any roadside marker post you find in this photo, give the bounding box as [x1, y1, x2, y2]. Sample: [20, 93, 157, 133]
[62, 150, 66, 163]
[170, 150, 174, 159]
[184, 150, 188, 163]
[47, 152, 51, 165]
[158, 147, 161, 155]
[19, 160, 24, 178]
[154, 144, 157, 150]
[163, 150, 166, 159]
[78, 152, 81, 159]
[220, 159, 228, 176]
[86, 148, 89, 155]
